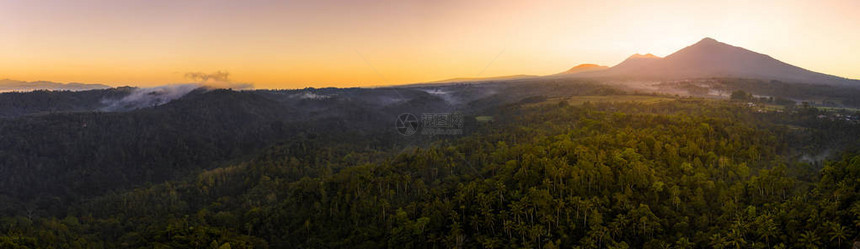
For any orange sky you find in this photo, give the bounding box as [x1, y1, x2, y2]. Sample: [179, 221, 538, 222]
[1, 0, 858, 89]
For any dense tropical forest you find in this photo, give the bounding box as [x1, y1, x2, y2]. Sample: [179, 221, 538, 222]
[1, 81, 860, 248]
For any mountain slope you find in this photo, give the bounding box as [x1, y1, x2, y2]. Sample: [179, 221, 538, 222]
[428, 74, 537, 84]
[605, 53, 662, 73]
[559, 63, 609, 74]
[565, 38, 858, 86]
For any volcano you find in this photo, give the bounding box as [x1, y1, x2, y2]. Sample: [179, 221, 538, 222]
[564, 38, 858, 86]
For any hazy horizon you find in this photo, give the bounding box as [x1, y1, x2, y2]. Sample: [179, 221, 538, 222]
[2, 0, 859, 88]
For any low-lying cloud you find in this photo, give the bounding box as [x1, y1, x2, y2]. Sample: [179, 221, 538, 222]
[101, 71, 254, 111]
[184, 71, 254, 90]
[101, 84, 201, 111]
[292, 92, 332, 100]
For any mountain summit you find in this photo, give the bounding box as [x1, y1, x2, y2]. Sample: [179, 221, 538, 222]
[563, 38, 857, 85]
[560, 64, 609, 74]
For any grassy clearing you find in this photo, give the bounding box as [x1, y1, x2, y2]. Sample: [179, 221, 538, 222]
[815, 106, 860, 112]
[475, 116, 495, 123]
[762, 104, 786, 111]
[528, 95, 676, 107]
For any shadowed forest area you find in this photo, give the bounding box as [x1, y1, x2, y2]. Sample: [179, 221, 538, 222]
[1, 83, 859, 248]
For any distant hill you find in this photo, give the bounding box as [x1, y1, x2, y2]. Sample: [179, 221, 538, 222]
[429, 74, 537, 84]
[564, 38, 859, 86]
[0, 88, 135, 118]
[558, 64, 609, 74]
[0, 79, 111, 92]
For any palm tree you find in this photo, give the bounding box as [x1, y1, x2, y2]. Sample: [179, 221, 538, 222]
[757, 217, 777, 247]
[675, 237, 694, 249]
[725, 228, 746, 249]
[608, 214, 628, 238]
[828, 223, 848, 248]
[797, 230, 820, 249]
[709, 233, 728, 249]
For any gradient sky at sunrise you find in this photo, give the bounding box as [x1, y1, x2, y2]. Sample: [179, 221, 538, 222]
[1, 0, 858, 89]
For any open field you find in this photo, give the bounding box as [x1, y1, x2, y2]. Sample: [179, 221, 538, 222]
[528, 94, 676, 107]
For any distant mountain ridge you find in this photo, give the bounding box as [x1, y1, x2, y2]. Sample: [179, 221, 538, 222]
[0, 79, 111, 92]
[560, 64, 609, 74]
[563, 38, 859, 86]
[429, 74, 537, 84]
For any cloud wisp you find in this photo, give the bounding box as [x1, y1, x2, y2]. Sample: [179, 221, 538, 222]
[101, 71, 254, 111]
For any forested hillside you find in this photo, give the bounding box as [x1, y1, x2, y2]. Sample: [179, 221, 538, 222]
[0, 88, 133, 118]
[1, 94, 858, 248]
[0, 81, 619, 217]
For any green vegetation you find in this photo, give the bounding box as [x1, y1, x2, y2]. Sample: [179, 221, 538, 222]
[541, 95, 675, 105]
[730, 90, 751, 100]
[662, 78, 860, 108]
[1, 93, 859, 248]
[476, 116, 495, 123]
